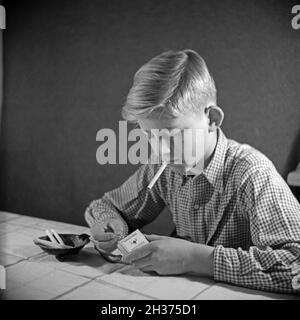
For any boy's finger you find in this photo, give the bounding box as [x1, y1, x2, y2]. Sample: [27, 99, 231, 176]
[139, 265, 155, 273]
[93, 238, 118, 251]
[144, 234, 166, 242]
[108, 219, 126, 233]
[123, 243, 154, 263]
[91, 232, 116, 242]
[96, 242, 117, 251]
[107, 221, 121, 233]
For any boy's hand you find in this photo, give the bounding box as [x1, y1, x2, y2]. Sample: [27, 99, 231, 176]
[122, 234, 214, 277]
[90, 218, 126, 252]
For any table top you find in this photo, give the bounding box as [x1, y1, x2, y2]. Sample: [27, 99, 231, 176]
[0, 211, 299, 300]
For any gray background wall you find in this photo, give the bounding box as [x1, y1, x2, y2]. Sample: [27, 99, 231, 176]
[0, 0, 299, 228]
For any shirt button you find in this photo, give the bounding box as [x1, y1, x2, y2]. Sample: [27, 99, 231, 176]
[194, 204, 200, 210]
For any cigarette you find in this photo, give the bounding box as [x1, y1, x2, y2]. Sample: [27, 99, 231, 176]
[50, 229, 65, 246]
[34, 238, 64, 248]
[45, 229, 59, 244]
[34, 238, 72, 249]
[147, 162, 167, 189]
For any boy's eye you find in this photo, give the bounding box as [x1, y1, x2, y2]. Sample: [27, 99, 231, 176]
[141, 128, 183, 139]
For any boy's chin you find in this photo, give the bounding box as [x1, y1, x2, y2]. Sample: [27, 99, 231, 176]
[168, 163, 193, 174]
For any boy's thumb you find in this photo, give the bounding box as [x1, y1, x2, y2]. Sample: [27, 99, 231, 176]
[144, 234, 166, 242]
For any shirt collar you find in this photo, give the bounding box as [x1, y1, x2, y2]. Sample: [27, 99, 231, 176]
[202, 128, 227, 193]
[185, 128, 227, 193]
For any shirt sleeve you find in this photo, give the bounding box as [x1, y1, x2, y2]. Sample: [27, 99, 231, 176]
[84, 164, 166, 235]
[213, 163, 300, 294]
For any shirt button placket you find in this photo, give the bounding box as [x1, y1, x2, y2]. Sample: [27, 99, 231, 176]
[193, 176, 205, 243]
[189, 179, 198, 242]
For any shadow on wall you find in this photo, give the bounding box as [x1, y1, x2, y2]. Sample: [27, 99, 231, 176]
[285, 128, 300, 202]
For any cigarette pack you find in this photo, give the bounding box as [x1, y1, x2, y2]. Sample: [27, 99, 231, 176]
[117, 229, 149, 255]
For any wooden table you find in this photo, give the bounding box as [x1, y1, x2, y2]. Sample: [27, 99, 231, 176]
[0, 211, 299, 300]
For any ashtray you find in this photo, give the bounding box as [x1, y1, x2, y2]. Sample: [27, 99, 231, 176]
[33, 233, 90, 260]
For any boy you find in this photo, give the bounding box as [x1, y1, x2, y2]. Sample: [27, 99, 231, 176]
[85, 49, 300, 294]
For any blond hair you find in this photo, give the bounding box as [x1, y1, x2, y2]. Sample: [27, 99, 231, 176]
[122, 49, 217, 122]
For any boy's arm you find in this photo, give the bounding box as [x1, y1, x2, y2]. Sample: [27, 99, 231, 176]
[213, 163, 300, 294]
[84, 164, 166, 235]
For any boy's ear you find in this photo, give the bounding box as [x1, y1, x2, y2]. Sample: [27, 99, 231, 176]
[205, 105, 224, 132]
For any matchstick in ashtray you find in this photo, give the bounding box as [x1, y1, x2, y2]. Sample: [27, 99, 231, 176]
[147, 162, 168, 190]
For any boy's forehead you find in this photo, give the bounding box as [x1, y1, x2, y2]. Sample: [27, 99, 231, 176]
[138, 117, 179, 130]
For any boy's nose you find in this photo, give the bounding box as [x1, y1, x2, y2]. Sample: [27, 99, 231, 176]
[160, 139, 171, 154]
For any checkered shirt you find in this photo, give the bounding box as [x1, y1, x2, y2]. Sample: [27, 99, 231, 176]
[85, 128, 300, 294]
